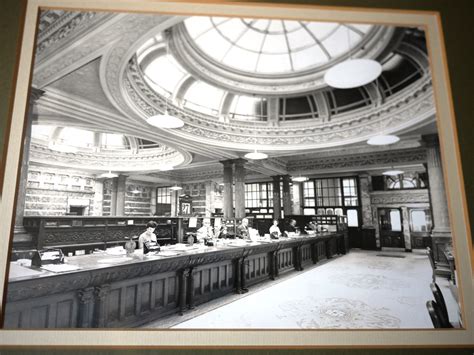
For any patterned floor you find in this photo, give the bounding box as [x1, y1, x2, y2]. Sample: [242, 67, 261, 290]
[148, 250, 460, 329]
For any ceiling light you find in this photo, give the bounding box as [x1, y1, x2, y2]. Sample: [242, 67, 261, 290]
[292, 176, 308, 182]
[147, 112, 184, 129]
[157, 164, 174, 171]
[244, 150, 268, 160]
[48, 142, 78, 153]
[131, 189, 141, 194]
[383, 169, 404, 176]
[100, 171, 118, 178]
[324, 59, 382, 89]
[367, 134, 400, 145]
[170, 185, 183, 191]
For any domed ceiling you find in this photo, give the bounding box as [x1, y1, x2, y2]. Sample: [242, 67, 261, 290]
[31, 10, 436, 180]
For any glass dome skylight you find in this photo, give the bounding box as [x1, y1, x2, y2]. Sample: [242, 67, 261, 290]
[184, 17, 372, 74]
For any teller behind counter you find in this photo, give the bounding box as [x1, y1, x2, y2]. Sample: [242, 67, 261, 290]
[138, 221, 160, 254]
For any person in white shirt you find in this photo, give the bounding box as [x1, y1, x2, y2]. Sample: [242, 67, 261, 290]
[269, 219, 281, 238]
[196, 219, 214, 242]
[138, 221, 158, 249]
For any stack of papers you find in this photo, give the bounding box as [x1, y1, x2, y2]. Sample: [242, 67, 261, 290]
[41, 264, 82, 273]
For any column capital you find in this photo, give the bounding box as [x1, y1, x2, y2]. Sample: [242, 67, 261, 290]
[422, 134, 440, 148]
[29, 87, 45, 103]
[219, 159, 234, 168]
[233, 158, 247, 167]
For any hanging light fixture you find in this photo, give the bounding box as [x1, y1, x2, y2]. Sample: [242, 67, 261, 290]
[170, 185, 183, 191]
[244, 121, 268, 160]
[292, 176, 308, 182]
[146, 42, 184, 129]
[324, 25, 382, 89]
[366, 78, 400, 146]
[244, 150, 268, 160]
[367, 134, 400, 145]
[131, 188, 141, 194]
[100, 170, 118, 178]
[157, 164, 174, 171]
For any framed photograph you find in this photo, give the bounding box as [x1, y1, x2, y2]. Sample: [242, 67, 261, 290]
[0, 0, 472, 349]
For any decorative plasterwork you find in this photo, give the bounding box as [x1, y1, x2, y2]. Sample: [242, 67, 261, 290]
[29, 141, 188, 172]
[125, 58, 435, 150]
[287, 147, 427, 172]
[370, 190, 430, 205]
[169, 24, 395, 96]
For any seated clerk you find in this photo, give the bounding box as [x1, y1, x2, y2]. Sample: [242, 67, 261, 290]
[138, 221, 158, 249]
[269, 219, 281, 238]
[283, 219, 297, 236]
[236, 218, 251, 240]
[196, 219, 214, 242]
[215, 222, 229, 239]
[305, 221, 318, 232]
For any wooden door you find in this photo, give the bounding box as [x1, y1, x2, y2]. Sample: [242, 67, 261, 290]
[378, 208, 405, 248]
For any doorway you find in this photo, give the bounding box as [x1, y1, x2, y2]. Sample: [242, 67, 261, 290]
[378, 208, 405, 248]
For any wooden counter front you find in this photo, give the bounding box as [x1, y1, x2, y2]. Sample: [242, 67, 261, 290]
[4, 232, 346, 328]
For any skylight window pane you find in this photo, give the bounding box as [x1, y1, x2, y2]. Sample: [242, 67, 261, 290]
[144, 55, 186, 93]
[223, 46, 259, 71]
[291, 46, 326, 70]
[184, 81, 224, 114]
[195, 29, 233, 61]
[261, 34, 288, 54]
[351, 24, 372, 33]
[283, 20, 300, 33]
[248, 19, 270, 32]
[236, 29, 266, 52]
[216, 18, 247, 42]
[256, 53, 292, 73]
[305, 22, 339, 41]
[322, 26, 358, 58]
[185, 17, 214, 39]
[267, 20, 284, 34]
[59, 128, 94, 148]
[287, 28, 315, 51]
[32, 125, 55, 140]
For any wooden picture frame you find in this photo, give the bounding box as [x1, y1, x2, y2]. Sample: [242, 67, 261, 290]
[0, 0, 472, 348]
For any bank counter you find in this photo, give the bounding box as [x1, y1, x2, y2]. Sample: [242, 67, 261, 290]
[5, 231, 347, 329]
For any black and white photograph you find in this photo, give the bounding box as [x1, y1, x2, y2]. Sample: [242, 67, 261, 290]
[0, 0, 471, 347]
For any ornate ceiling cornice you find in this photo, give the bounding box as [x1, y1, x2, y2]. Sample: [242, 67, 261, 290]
[125, 58, 435, 151]
[29, 140, 187, 173]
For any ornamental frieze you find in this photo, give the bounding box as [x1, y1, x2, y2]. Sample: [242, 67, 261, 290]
[370, 190, 430, 205]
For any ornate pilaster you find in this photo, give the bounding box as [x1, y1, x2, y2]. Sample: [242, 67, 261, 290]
[93, 179, 104, 216]
[272, 176, 281, 220]
[221, 160, 234, 219]
[116, 174, 127, 215]
[13, 88, 44, 246]
[77, 287, 95, 328]
[424, 134, 451, 260]
[359, 174, 374, 227]
[282, 175, 292, 217]
[234, 158, 246, 219]
[401, 206, 412, 251]
[93, 284, 111, 328]
[267, 97, 279, 126]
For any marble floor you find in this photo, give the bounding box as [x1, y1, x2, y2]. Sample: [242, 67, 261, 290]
[143, 249, 461, 329]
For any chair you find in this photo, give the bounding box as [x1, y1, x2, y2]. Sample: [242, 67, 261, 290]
[427, 247, 451, 282]
[426, 300, 442, 328]
[430, 282, 453, 328]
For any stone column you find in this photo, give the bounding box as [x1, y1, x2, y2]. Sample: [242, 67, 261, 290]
[272, 176, 281, 220]
[116, 175, 127, 215]
[359, 174, 374, 227]
[401, 206, 412, 251]
[424, 135, 451, 261]
[93, 179, 104, 216]
[292, 182, 302, 215]
[267, 97, 279, 126]
[150, 186, 157, 215]
[205, 180, 213, 217]
[14, 88, 44, 244]
[110, 178, 118, 216]
[221, 160, 234, 219]
[234, 159, 246, 219]
[282, 175, 292, 217]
